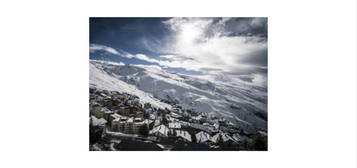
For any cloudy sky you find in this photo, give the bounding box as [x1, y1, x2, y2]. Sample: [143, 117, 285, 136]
[90, 17, 267, 86]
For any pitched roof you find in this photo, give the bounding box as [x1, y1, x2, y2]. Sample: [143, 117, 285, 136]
[175, 130, 192, 142]
[91, 116, 107, 126]
[150, 125, 169, 136]
[211, 132, 235, 143]
[195, 131, 212, 143]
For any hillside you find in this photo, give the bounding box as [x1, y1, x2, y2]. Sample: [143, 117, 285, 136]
[90, 60, 267, 133]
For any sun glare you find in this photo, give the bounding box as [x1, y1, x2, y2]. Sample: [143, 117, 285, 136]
[180, 24, 200, 44]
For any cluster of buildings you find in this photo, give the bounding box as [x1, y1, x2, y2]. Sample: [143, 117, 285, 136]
[90, 87, 266, 150]
[90, 88, 151, 135]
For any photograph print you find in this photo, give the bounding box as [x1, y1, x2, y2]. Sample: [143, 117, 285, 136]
[89, 17, 267, 151]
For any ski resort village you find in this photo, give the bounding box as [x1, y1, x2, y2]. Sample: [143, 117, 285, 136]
[89, 61, 267, 151]
[90, 87, 267, 151]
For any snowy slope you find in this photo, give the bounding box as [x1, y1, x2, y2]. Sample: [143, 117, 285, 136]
[90, 61, 171, 109]
[90, 60, 267, 133]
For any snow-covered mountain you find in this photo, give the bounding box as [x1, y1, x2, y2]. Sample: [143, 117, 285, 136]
[90, 60, 267, 133]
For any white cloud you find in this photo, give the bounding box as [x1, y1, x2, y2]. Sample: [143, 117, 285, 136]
[90, 43, 157, 62]
[163, 18, 213, 33]
[90, 44, 119, 55]
[159, 55, 176, 60]
[134, 54, 160, 64]
[134, 64, 162, 71]
[159, 18, 268, 75]
[91, 59, 125, 66]
[90, 43, 207, 71]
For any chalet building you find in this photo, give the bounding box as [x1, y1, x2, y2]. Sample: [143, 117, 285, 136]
[168, 122, 181, 129]
[124, 118, 134, 134]
[150, 124, 169, 137]
[211, 132, 236, 145]
[90, 103, 101, 112]
[195, 131, 215, 145]
[112, 99, 121, 106]
[132, 118, 144, 134]
[102, 98, 114, 107]
[136, 111, 144, 119]
[119, 106, 131, 116]
[111, 117, 145, 134]
[129, 105, 140, 114]
[90, 115, 107, 127]
[111, 118, 125, 132]
[175, 130, 192, 142]
[102, 108, 114, 121]
[90, 104, 104, 118]
[109, 113, 123, 124]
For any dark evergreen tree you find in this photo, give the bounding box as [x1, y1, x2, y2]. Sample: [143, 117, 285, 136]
[139, 124, 149, 137]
